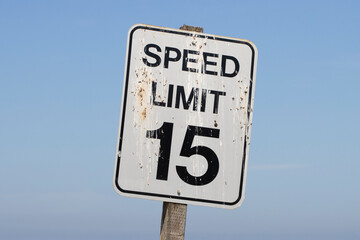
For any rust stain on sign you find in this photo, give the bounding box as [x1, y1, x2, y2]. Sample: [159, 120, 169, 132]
[133, 67, 153, 122]
[141, 107, 147, 121]
[214, 120, 218, 127]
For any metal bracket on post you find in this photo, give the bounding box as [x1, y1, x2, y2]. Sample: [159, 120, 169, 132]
[159, 24, 203, 240]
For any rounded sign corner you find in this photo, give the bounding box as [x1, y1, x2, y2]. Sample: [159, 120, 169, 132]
[113, 174, 127, 196]
[227, 194, 245, 209]
[128, 24, 147, 37]
[246, 40, 258, 54]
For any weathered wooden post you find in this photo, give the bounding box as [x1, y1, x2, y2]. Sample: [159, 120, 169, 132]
[160, 202, 187, 240]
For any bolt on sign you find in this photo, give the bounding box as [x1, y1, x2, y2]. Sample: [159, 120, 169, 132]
[113, 24, 258, 209]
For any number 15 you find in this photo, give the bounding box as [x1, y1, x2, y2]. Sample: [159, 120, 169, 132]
[146, 122, 220, 186]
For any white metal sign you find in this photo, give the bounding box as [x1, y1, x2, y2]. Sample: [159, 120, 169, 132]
[113, 24, 258, 209]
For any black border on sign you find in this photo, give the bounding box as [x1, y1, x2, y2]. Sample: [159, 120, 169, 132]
[114, 25, 256, 207]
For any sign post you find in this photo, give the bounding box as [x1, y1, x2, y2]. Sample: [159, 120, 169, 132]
[160, 202, 187, 240]
[113, 23, 258, 238]
[158, 24, 204, 240]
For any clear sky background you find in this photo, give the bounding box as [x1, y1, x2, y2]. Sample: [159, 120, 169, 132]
[1, 1, 359, 239]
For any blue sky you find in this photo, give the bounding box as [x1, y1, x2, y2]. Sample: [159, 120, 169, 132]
[1, 0, 359, 239]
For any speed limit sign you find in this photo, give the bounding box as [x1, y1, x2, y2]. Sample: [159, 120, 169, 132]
[113, 24, 258, 209]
